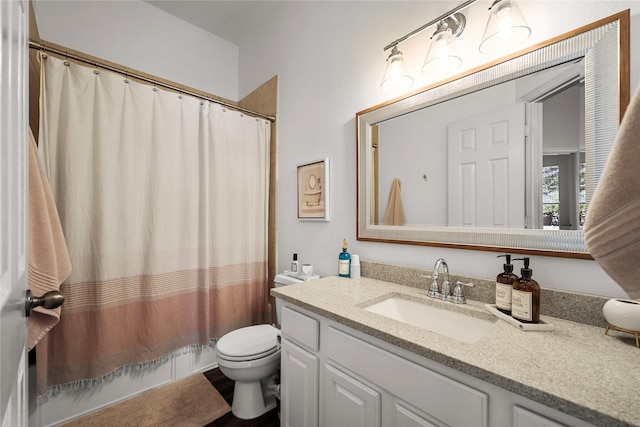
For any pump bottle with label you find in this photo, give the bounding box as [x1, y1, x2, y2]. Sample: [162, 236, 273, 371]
[495, 254, 518, 315]
[338, 239, 351, 278]
[511, 257, 540, 323]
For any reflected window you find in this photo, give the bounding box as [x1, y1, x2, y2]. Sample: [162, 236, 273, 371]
[543, 165, 559, 229]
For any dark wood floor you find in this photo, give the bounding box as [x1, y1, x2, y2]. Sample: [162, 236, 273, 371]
[203, 368, 280, 427]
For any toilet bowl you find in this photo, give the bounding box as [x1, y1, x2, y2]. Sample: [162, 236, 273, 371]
[216, 324, 281, 419]
[215, 273, 312, 420]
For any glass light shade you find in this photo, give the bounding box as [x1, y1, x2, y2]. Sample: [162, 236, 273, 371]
[422, 27, 462, 76]
[479, 0, 531, 55]
[380, 46, 414, 91]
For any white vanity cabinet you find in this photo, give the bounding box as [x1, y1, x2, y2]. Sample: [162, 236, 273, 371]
[278, 302, 594, 427]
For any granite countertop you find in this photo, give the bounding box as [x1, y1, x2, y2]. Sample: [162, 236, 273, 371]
[271, 276, 640, 427]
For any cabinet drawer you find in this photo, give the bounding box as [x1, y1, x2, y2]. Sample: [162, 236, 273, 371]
[281, 306, 319, 351]
[327, 327, 488, 427]
[513, 406, 568, 427]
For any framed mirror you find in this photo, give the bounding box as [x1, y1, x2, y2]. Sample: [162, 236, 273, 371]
[357, 11, 630, 259]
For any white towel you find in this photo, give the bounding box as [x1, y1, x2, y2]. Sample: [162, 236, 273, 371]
[585, 87, 640, 299]
[28, 128, 72, 350]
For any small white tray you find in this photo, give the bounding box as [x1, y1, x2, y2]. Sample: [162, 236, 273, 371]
[283, 270, 320, 281]
[484, 304, 554, 332]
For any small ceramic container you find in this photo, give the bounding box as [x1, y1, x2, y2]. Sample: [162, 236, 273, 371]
[603, 298, 640, 332]
[302, 264, 313, 276]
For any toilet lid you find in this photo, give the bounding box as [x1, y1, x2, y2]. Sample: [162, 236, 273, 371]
[216, 324, 280, 361]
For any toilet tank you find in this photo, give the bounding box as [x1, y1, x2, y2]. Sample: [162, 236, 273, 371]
[274, 273, 318, 325]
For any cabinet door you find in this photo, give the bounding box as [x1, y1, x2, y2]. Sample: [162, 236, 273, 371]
[281, 338, 319, 427]
[324, 364, 381, 427]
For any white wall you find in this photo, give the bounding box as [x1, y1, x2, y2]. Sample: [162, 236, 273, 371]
[32, 0, 239, 100]
[237, 1, 640, 298]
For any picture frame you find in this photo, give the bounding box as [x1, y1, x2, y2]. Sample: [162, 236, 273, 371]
[297, 158, 330, 221]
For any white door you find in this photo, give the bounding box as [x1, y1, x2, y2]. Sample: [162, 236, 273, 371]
[0, 1, 29, 426]
[448, 103, 526, 228]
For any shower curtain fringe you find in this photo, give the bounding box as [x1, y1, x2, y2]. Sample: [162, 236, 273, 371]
[37, 339, 218, 404]
[28, 40, 276, 123]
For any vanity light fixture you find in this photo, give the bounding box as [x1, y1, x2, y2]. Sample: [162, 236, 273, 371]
[479, 0, 531, 55]
[380, 0, 531, 91]
[380, 45, 414, 91]
[422, 14, 465, 76]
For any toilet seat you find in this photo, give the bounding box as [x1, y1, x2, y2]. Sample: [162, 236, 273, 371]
[216, 324, 280, 362]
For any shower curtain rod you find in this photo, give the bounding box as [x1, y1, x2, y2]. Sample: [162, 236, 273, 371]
[29, 40, 276, 123]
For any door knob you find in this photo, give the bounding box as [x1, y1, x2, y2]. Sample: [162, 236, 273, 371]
[25, 290, 65, 317]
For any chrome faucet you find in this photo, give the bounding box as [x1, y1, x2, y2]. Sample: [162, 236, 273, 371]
[422, 258, 475, 304]
[429, 258, 451, 301]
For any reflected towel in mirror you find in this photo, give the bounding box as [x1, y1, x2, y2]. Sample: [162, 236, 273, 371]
[585, 87, 640, 299]
[383, 178, 406, 226]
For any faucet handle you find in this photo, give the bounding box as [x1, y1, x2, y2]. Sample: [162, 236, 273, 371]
[453, 281, 475, 304]
[455, 280, 475, 288]
[421, 274, 440, 298]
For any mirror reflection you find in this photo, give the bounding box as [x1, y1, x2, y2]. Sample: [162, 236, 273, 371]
[373, 60, 585, 231]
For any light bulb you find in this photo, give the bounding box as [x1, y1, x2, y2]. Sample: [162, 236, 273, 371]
[498, 11, 513, 39]
[380, 46, 414, 91]
[479, 0, 531, 55]
[423, 26, 462, 76]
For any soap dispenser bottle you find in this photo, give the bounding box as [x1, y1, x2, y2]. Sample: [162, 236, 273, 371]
[495, 254, 518, 315]
[291, 253, 299, 273]
[511, 257, 540, 323]
[338, 239, 351, 278]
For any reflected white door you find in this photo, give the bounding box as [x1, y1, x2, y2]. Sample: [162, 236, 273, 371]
[1, 1, 29, 426]
[448, 103, 526, 228]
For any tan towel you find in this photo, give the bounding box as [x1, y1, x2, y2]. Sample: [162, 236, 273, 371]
[28, 128, 72, 350]
[585, 88, 640, 299]
[383, 178, 406, 226]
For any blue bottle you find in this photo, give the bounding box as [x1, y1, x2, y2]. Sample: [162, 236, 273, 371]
[338, 239, 351, 278]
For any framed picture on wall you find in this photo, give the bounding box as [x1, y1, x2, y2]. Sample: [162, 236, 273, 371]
[297, 158, 330, 221]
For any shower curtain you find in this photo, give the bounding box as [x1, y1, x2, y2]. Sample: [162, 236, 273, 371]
[35, 53, 271, 395]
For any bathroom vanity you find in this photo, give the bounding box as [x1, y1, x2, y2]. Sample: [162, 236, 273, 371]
[272, 276, 640, 427]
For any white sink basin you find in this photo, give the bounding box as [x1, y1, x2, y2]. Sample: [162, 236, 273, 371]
[363, 295, 495, 343]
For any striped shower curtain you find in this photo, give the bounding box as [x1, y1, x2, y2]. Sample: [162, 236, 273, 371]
[35, 53, 270, 395]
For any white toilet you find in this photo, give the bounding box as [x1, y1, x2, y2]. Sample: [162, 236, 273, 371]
[215, 273, 307, 420]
